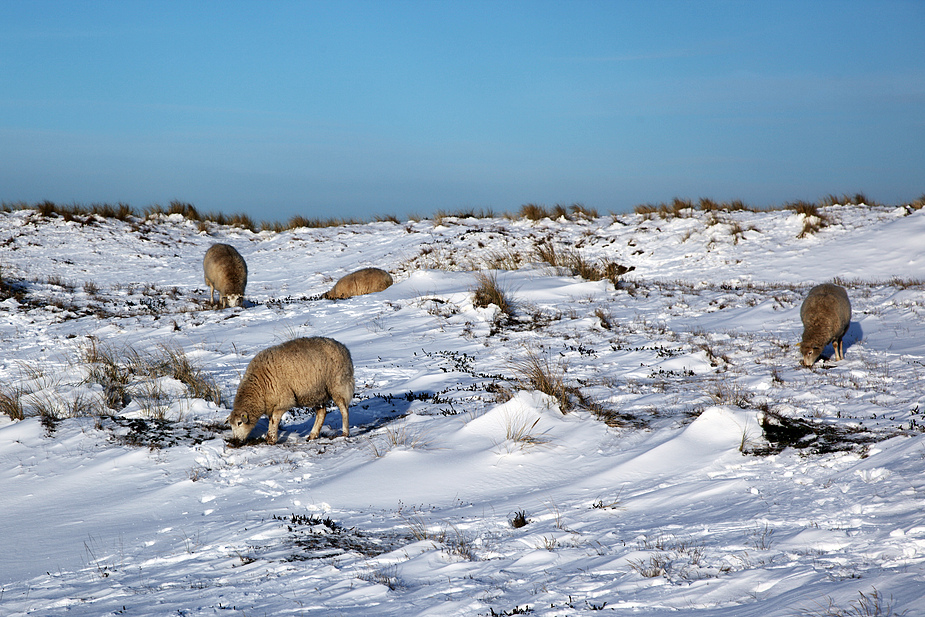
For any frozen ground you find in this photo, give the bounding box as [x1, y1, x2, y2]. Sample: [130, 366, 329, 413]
[1, 203, 924, 616]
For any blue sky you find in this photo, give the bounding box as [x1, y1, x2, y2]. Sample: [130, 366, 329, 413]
[2, 0, 923, 222]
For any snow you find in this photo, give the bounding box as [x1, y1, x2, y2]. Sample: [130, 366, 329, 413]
[1, 204, 924, 616]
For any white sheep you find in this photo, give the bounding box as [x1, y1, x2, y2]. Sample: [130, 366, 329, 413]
[800, 283, 852, 366]
[322, 267, 393, 300]
[226, 337, 354, 444]
[203, 243, 247, 308]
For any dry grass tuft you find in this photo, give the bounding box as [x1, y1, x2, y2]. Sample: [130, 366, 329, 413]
[799, 587, 898, 617]
[533, 241, 633, 286]
[517, 203, 597, 222]
[79, 340, 223, 411]
[472, 271, 516, 317]
[818, 193, 880, 208]
[0, 385, 26, 420]
[903, 194, 925, 211]
[519, 203, 551, 221]
[151, 345, 223, 405]
[510, 349, 574, 412]
[785, 200, 831, 238]
[368, 423, 431, 457]
[501, 412, 548, 448]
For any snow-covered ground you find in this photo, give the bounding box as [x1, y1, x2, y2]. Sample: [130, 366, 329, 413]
[1, 203, 924, 616]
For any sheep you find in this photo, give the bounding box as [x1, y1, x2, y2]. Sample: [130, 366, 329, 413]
[226, 337, 354, 444]
[800, 283, 851, 367]
[203, 243, 247, 308]
[322, 267, 393, 300]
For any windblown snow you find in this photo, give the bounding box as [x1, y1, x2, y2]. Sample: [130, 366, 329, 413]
[1, 204, 924, 616]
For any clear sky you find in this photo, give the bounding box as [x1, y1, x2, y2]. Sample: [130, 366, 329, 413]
[2, 0, 923, 222]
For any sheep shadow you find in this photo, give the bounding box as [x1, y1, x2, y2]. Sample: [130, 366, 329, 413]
[262, 390, 443, 443]
[814, 321, 863, 365]
[843, 321, 863, 353]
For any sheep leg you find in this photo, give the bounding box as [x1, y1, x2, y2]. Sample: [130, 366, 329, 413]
[266, 409, 283, 445]
[336, 400, 350, 437]
[834, 338, 843, 361]
[209, 284, 215, 304]
[308, 405, 328, 440]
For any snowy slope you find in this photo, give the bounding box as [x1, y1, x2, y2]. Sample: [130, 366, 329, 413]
[1, 204, 924, 616]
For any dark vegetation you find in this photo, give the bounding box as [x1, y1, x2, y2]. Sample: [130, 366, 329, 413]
[3, 193, 922, 235]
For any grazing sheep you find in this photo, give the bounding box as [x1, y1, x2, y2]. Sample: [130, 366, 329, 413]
[800, 283, 851, 366]
[322, 267, 393, 300]
[227, 337, 354, 444]
[203, 243, 247, 308]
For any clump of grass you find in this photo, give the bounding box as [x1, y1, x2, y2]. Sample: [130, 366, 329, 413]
[725, 219, 759, 244]
[749, 522, 775, 550]
[637, 197, 760, 220]
[708, 383, 752, 408]
[903, 194, 925, 211]
[472, 271, 515, 318]
[80, 340, 133, 410]
[79, 341, 223, 411]
[627, 552, 670, 578]
[432, 207, 498, 224]
[482, 248, 524, 271]
[516, 203, 596, 222]
[533, 241, 633, 287]
[29, 390, 104, 423]
[396, 509, 473, 559]
[699, 197, 752, 212]
[786, 200, 831, 237]
[594, 307, 613, 330]
[500, 411, 549, 449]
[288, 214, 363, 229]
[800, 587, 899, 617]
[357, 565, 405, 590]
[151, 345, 223, 405]
[135, 379, 170, 419]
[519, 203, 551, 221]
[510, 349, 574, 412]
[144, 200, 202, 222]
[0, 385, 26, 420]
[368, 423, 430, 457]
[818, 193, 880, 208]
[0, 264, 27, 303]
[634, 197, 695, 219]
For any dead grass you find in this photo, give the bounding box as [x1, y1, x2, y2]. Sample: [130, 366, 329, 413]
[500, 412, 549, 449]
[0, 385, 26, 420]
[5, 194, 909, 233]
[368, 423, 431, 457]
[799, 587, 899, 617]
[785, 200, 831, 237]
[79, 340, 223, 412]
[516, 203, 598, 222]
[533, 241, 633, 286]
[510, 349, 574, 412]
[904, 194, 925, 211]
[482, 248, 525, 271]
[818, 193, 880, 208]
[472, 271, 516, 318]
[152, 345, 223, 405]
[635, 197, 756, 220]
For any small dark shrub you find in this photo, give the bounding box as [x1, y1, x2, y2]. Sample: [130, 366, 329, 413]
[510, 510, 529, 528]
